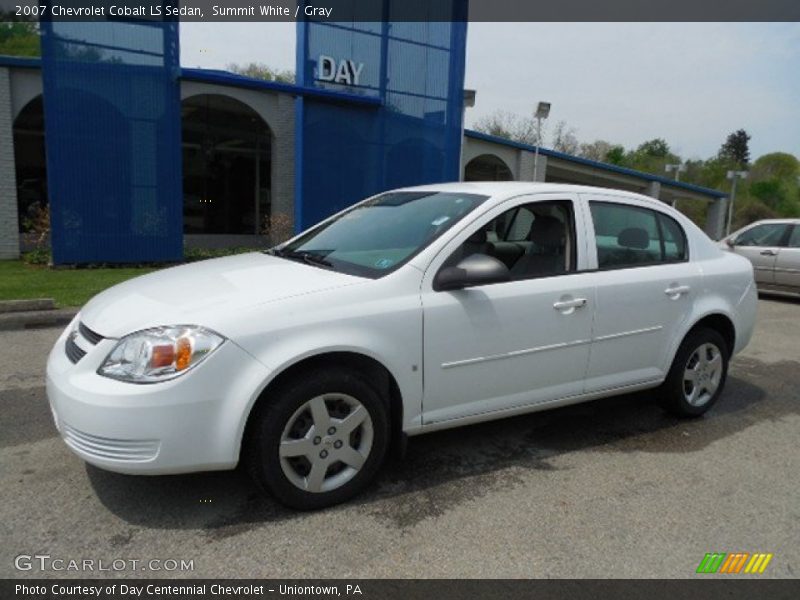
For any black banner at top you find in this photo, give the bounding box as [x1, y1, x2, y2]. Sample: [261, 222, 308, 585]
[2, 0, 800, 22]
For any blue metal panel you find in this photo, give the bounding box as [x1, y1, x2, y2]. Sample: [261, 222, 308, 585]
[295, 1, 469, 230]
[40, 15, 183, 264]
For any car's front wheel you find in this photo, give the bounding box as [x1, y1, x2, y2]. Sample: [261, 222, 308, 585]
[246, 368, 389, 510]
[660, 327, 729, 417]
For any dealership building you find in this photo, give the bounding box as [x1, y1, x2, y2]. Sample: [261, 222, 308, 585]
[0, 16, 729, 263]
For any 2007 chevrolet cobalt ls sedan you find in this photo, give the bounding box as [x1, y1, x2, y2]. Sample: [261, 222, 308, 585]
[47, 183, 757, 509]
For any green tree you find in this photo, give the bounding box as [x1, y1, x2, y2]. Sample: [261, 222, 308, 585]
[732, 198, 778, 231]
[718, 129, 751, 167]
[227, 62, 295, 84]
[745, 152, 800, 216]
[623, 138, 679, 175]
[635, 138, 671, 158]
[0, 21, 40, 57]
[749, 152, 799, 181]
[605, 145, 626, 165]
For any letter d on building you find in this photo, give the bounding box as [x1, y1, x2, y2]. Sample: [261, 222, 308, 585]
[318, 55, 336, 81]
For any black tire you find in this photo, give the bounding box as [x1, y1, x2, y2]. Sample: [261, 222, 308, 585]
[660, 327, 729, 418]
[245, 368, 389, 510]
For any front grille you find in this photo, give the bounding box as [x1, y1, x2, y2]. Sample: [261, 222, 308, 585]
[78, 322, 104, 345]
[65, 334, 86, 364]
[62, 424, 160, 462]
[65, 322, 105, 364]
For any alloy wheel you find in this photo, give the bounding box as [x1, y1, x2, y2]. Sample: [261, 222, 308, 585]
[682, 342, 723, 407]
[278, 393, 374, 493]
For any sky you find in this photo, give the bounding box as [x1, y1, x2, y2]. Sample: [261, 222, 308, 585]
[180, 22, 800, 161]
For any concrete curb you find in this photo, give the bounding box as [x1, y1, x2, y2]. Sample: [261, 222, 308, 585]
[0, 307, 77, 331]
[0, 298, 56, 313]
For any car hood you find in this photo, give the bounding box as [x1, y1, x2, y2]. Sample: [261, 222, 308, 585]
[80, 253, 365, 338]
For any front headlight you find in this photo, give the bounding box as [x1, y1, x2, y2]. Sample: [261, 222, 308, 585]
[98, 326, 225, 383]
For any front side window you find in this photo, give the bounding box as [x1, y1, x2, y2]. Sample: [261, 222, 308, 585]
[443, 200, 575, 280]
[735, 223, 789, 247]
[590, 202, 687, 269]
[278, 191, 488, 278]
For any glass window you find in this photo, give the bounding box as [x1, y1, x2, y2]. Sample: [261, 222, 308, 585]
[659, 214, 688, 262]
[735, 223, 789, 247]
[590, 202, 686, 269]
[788, 226, 800, 248]
[279, 191, 487, 278]
[443, 200, 575, 280]
[505, 207, 535, 242]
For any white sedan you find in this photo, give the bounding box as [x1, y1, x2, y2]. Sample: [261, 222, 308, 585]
[47, 183, 757, 509]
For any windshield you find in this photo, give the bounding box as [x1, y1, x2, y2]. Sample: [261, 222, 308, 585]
[276, 191, 488, 278]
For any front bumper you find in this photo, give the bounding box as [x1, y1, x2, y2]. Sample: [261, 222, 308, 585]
[46, 319, 271, 475]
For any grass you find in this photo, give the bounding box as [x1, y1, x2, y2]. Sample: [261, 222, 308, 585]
[0, 260, 157, 308]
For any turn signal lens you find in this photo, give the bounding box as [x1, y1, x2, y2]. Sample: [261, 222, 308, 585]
[175, 337, 192, 371]
[150, 344, 176, 368]
[98, 326, 224, 384]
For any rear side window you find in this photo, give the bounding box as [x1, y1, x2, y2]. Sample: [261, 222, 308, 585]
[590, 202, 688, 269]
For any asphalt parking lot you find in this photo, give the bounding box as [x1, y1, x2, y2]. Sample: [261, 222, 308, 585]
[1, 298, 798, 579]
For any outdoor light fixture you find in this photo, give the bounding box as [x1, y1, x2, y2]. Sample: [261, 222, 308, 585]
[665, 163, 686, 181]
[725, 170, 748, 236]
[665, 164, 687, 207]
[463, 89, 477, 108]
[535, 102, 551, 119]
[533, 101, 551, 181]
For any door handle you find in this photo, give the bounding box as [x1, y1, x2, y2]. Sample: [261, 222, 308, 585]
[664, 284, 690, 299]
[553, 298, 587, 311]
[760, 249, 778, 256]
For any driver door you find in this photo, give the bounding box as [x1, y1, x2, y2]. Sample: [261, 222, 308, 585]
[420, 194, 595, 426]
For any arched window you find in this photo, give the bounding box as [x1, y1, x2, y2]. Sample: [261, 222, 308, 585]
[13, 96, 47, 233]
[181, 94, 272, 235]
[464, 154, 514, 182]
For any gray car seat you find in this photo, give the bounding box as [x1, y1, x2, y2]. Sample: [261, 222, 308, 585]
[510, 215, 566, 278]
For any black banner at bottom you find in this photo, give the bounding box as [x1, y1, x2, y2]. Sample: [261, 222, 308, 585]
[3, 579, 800, 600]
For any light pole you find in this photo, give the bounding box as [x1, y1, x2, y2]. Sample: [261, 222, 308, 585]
[460, 89, 476, 181]
[665, 163, 686, 182]
[665, 163, 686, 208]
[533, 101, 551, 182]
[726, 170, 748, 236]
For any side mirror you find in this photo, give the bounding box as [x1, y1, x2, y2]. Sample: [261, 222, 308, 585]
[725, 237, 736, 247]
[434, 254, 510, 292]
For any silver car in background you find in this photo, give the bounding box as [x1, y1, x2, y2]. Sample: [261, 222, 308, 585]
[721, 219, 800, 297]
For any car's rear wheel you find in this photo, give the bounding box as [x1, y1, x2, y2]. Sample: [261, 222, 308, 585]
[660, 327, 729, 417]
[246, 368, 389, 510]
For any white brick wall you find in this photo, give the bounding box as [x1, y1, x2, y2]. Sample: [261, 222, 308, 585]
[0, 67, 21, 259]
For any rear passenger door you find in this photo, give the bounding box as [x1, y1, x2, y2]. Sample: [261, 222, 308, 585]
[583, 196, 702, 392]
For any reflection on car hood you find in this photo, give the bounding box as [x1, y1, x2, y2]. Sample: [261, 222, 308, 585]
[80, 253, 364, 338]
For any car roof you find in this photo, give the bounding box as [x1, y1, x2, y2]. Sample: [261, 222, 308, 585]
[394, 181, 666, 206]
[742, 218, 800, 225]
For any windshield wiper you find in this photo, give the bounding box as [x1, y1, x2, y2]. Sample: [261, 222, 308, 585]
[266, 248, 333, 269]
